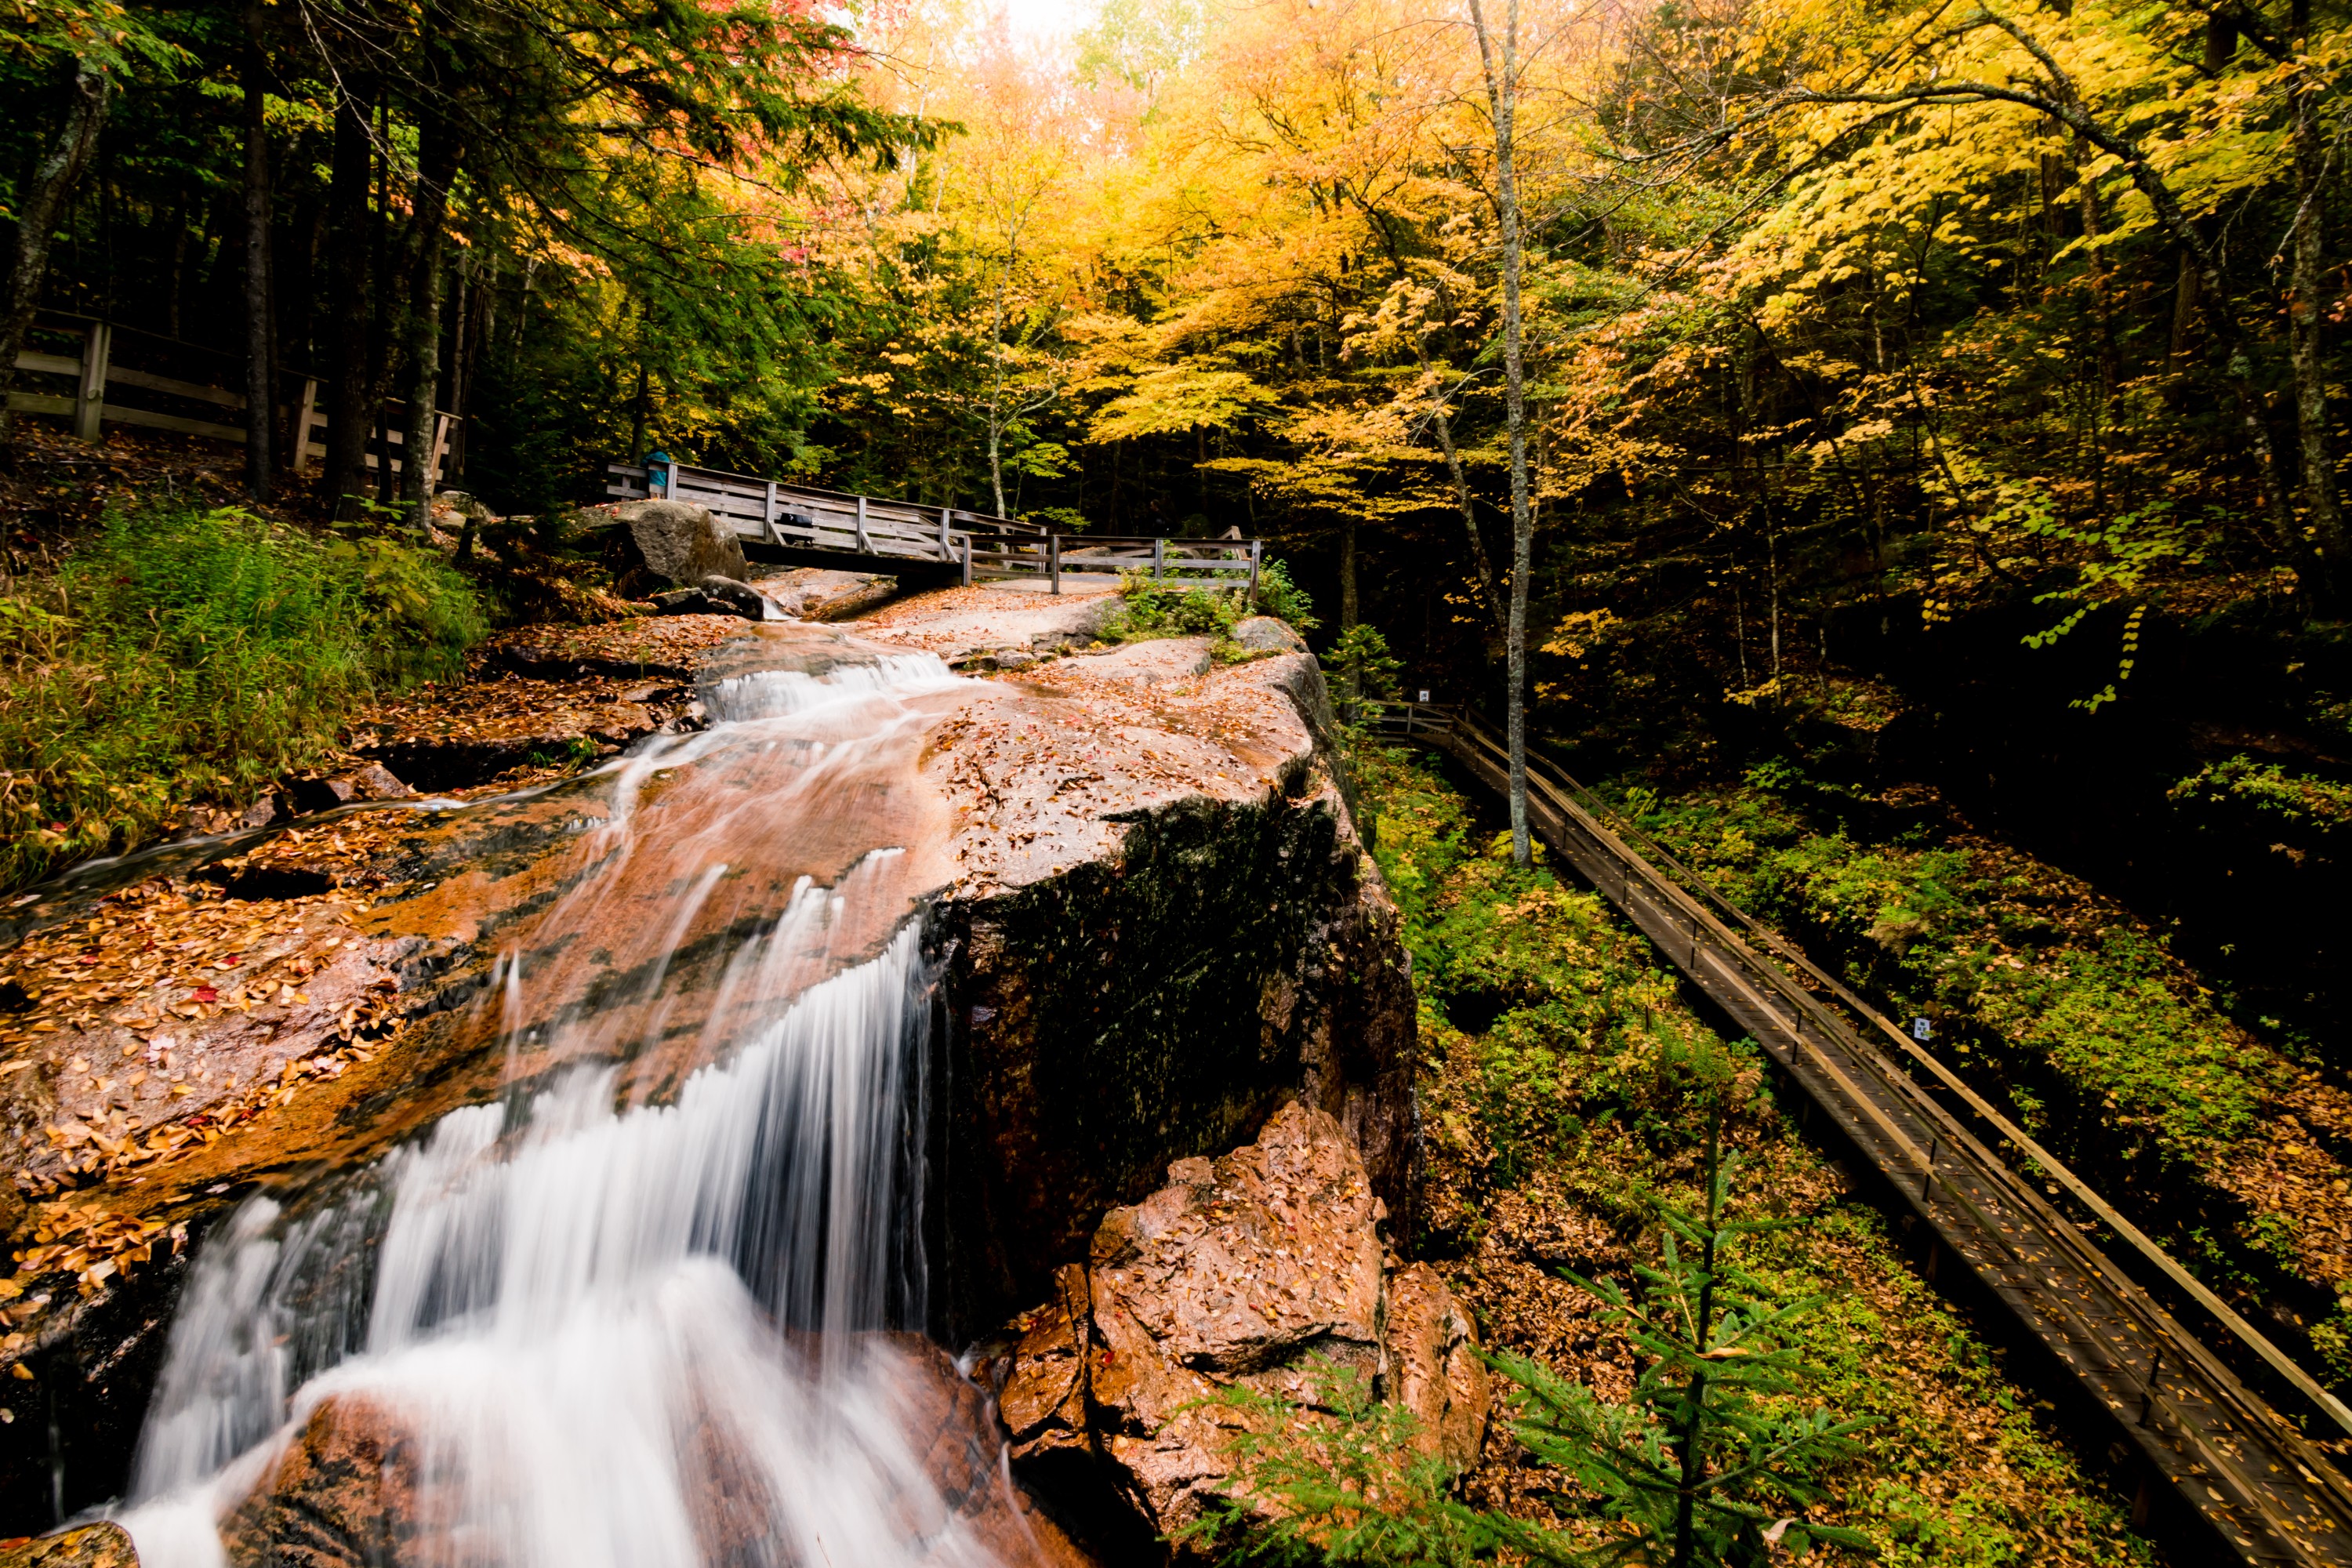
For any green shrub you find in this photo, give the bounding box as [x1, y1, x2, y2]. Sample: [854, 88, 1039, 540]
[1323, 622, 1401, 702]
[1254, 557, 1318, 631]
[1184, 1135, 1874, 1568]
[0, 503, 485, 888]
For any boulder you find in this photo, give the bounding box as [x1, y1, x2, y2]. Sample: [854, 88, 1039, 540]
[996, 1103, 1486, 1551]
[220, 1394, 423, 1568]
[616, 499, 748, 588]
[214, 1356, 1091, 1568]
[694, 575, 786, 622]
[648, 576, 783, 622]
[287, 762, 414, 814]
[1229, 617, 1305, 655]
[0, 1523, 137, 1568]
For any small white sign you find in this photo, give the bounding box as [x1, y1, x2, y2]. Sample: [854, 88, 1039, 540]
[1417, 689, 1431, 703]
[1911, 1017, 1933, 1041]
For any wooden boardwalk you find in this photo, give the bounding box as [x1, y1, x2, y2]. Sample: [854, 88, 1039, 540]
[604, 459, 1261, 596]
[1371, 702, 2352, 1567]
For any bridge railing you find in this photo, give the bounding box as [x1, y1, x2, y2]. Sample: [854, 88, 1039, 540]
[605, 459, 1264, 600]
[1356, 699, 1457, 736]
[605, 460, 1043, 570]
[1046, 535, 1261, 596]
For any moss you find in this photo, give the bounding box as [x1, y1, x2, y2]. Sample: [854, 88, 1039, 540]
[1616, 772, 2283, 1165]
[1360, 743, 2149, 1567]
[935, 780, 1413, 1334]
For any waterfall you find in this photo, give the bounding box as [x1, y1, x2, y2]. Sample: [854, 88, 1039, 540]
[113, 650, 1014, 1568]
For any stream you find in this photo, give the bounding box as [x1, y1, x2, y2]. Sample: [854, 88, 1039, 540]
[106, 650, 1041, 1567]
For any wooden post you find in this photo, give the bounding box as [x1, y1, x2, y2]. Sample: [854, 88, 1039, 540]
[292, 378, 319, 472]
[429, 413, 452, 489]
[855, 495, 872, 554]
[74, 320, 111, 442]
[938, 506, 952, 560]
[764, 480, 778, 534]
[1050, 532, 1061, 595]
[1152, 536, 1164, 586]
[1247, 540, 1262, 610]
[960, 534, 973, 588]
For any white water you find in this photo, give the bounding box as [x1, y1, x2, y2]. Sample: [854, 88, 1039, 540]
[115, 652, 1011, 1568]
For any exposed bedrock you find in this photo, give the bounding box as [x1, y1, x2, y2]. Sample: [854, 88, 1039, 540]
[991, 1103, 1485, 1557]
[0, 590, 1417, 1551]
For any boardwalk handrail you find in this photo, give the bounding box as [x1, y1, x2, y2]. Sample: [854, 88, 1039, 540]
[1537, 736, 2352, 1440]
[604, 458, 1265, 603]
[1378, 703, 2352, 1566]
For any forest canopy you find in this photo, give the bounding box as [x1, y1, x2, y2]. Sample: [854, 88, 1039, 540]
[4, 0, 2348, 722]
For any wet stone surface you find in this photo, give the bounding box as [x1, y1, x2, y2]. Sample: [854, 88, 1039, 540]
[0, 586, 1417, 1563]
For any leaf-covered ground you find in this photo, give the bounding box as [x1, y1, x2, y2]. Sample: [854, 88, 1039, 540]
[1360, 742, 2152, 1567]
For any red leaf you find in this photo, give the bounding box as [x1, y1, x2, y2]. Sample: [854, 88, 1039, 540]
[191, 986, 218, 1004]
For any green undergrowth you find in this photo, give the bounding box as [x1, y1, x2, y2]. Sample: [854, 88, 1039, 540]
[0, 503, 485, 889]
[1597, 761, 2350, 1319]
[1095, 558, 1316, 659]
[1257, 742, 2152, 1568]
[1608, 766, 2278, 1166]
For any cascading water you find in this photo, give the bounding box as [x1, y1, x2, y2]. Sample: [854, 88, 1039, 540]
[111, 648, 1030, 1568]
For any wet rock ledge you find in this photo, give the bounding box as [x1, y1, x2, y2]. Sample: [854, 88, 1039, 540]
[0, 583, 1428, 1559]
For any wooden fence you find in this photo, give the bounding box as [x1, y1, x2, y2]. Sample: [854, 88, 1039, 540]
[5, 312, 455, 485]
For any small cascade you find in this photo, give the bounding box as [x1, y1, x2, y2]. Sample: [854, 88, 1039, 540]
[112, 649, 1019, 1568]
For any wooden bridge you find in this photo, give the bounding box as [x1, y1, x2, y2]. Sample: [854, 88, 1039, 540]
[604, 459, 1263, 598]
[1367, 701, 2352, 1568]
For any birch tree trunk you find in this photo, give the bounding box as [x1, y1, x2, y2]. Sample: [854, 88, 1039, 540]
[0, 60, 110, 437]
[1469, 0, 1534, 867]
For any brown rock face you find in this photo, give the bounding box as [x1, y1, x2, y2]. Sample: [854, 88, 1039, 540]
[219, 1396, 423, 1568]
[996, 1103, 1486, 1555]
[2, 589, 1417, 1542]
[866, 589, 1417, 1341]
[0, 1523, 138, 1568]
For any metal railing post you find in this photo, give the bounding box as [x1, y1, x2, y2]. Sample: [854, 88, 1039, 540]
[75, 320, 111, 442]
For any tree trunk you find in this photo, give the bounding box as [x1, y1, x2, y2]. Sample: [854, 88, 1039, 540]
[0, 60, 110, 437]
[241, 5, 275, 499]
[1419, 346, 1508, 637]
[1469, 0, 1533, 868]
[400, 112, 461, 528]
[325, 76, 376, 517]
[1339, 524, 1359, 632]
[372, 93, 397, 510]
[2290, 0, 2347, 595]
